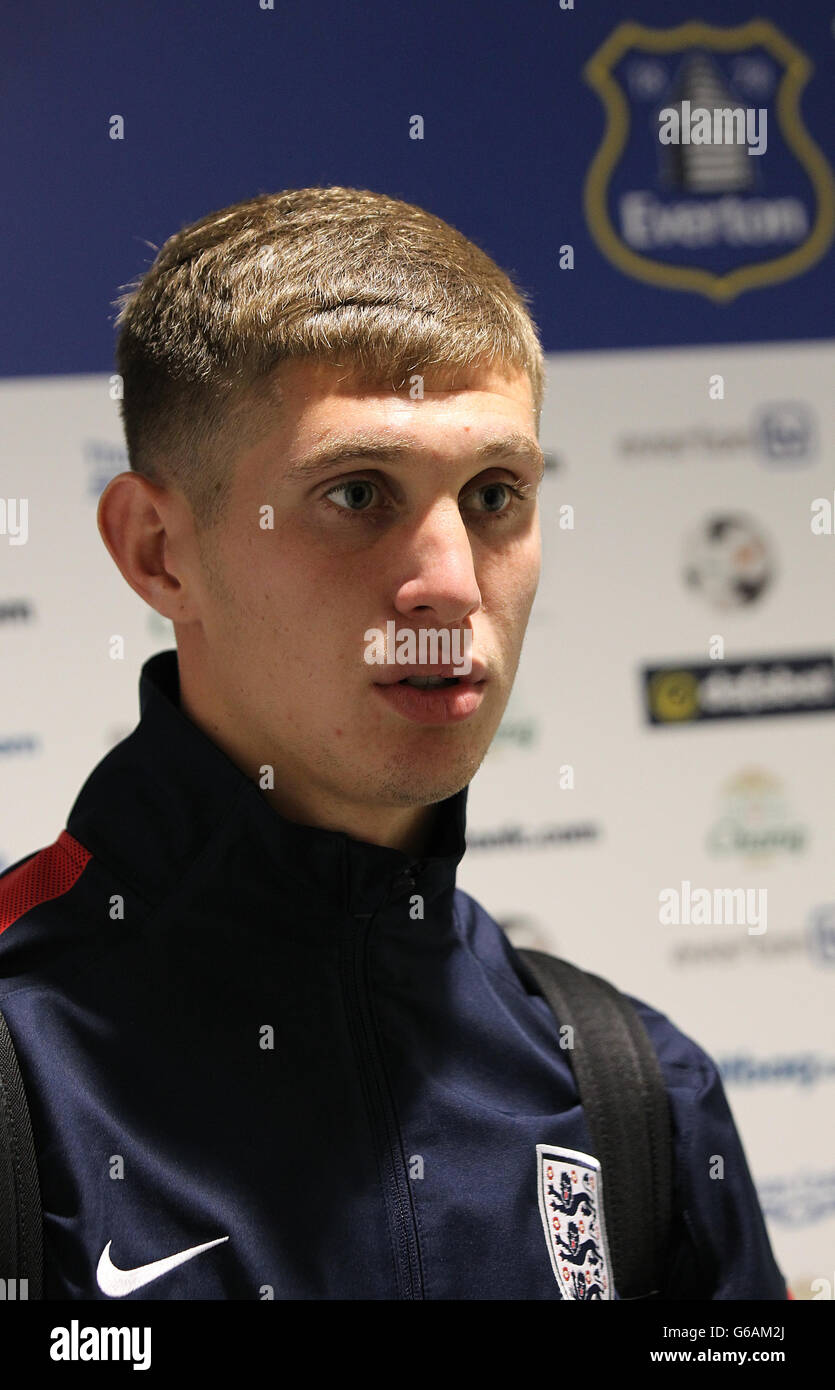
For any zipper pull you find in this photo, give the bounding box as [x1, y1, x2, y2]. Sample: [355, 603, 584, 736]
[397, 859, 425, 893]
[351, 863, 423, 921]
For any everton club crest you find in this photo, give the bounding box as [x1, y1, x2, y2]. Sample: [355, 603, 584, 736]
[583, 20, 835, 301]
[536, 1144, 613, 1299]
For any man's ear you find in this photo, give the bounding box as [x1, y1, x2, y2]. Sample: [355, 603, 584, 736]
[97, 471, 198, 620]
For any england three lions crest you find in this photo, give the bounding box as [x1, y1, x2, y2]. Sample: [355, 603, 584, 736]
[536, 1145, 613, 1300]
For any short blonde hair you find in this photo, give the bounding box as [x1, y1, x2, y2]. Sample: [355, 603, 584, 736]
[113, 185, 545, 528]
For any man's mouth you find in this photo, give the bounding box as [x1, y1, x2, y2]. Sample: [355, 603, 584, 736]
[372, 666, 487, 724]
[374, 659, 488, 687]
[399, 675, 461, 688]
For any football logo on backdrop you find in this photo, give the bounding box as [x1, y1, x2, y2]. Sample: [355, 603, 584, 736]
[536, 1145, 613, 1299]
[583, 20, 835, 300]
[683, 513, 776, 610]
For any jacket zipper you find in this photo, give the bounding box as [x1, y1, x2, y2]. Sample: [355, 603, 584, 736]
[343, 863, 425, 1300]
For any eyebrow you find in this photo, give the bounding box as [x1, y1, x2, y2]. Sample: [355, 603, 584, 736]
[285, 432, 546, 484]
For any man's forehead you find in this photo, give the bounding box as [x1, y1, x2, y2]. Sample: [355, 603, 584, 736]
[273, 355, 533, 406]
[240, 357, 541, 484]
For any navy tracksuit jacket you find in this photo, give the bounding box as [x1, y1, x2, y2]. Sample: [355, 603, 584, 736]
[0, 650, 788, 1300]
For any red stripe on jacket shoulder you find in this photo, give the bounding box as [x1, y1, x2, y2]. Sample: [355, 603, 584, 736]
[0, 831, 92, 933]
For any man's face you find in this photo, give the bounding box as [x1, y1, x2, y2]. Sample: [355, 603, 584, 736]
[180, 358, 543, 823]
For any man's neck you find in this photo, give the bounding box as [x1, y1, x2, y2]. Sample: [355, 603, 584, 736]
[176, 670, 438, 857]
[258, 781, 440, 856]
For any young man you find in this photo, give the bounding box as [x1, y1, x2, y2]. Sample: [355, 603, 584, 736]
[0, 186, 787, 1300]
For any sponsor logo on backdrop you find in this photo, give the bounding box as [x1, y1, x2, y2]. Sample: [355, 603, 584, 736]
[757, 1171, 835, 1226]
[490, 717, 540, 752]
[583, 20, 835, 300]
[673, 906, 835, 967]
[718, 1052, 835, 1088]
[467, 822, 600, 851]
[0, 599, 34, 625]
[670, 928, 804, 967]
[84, 439, 128, 498]
[643, 653, 835, 725]
[705, 768, 808, 864]
[754, 402, 817, 466]
[617, 402, 816, 465]
[485, 682, 541, 753]
[0, 733, 40, 761]
[807, 904, 835, 966]
[683, 513, 775, 609]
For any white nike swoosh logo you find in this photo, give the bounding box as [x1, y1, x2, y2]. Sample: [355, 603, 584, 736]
[96, 1235, 229, 1296]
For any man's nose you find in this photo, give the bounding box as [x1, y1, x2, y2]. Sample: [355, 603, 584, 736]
[392, 500, 482, 625]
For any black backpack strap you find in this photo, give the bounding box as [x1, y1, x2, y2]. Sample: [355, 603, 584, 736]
[517, 949, 673, 1300]
[0, 1006, 43, 1298]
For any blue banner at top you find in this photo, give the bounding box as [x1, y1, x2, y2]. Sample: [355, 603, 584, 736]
[1, 0, 832, 374]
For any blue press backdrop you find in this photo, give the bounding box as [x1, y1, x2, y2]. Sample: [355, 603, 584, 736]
[2, 0, 833, 376]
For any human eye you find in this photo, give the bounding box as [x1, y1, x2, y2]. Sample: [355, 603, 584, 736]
[462, 477, 533, 520]
[323, 476, 388, 517]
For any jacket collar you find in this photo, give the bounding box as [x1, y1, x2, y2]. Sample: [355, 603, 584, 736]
[67, 649, 469, 919]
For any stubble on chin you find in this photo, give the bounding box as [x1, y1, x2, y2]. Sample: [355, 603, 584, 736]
[366, 718, 497, 808]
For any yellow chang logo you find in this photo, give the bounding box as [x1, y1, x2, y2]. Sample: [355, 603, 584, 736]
[649, 670, 700, 722]
[583, 20, 835, 301]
